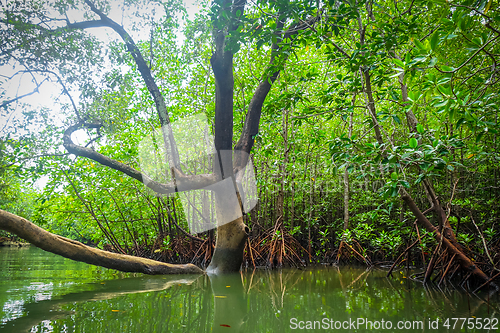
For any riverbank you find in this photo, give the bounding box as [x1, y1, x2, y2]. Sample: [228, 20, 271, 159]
[0, 237, 30, 247]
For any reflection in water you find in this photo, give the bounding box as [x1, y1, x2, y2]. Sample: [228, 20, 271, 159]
[210, 273, 247, 332]
[1, 247, 499, 332]
[1, 275, 203, 332]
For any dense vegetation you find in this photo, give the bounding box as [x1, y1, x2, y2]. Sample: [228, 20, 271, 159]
[1, 0, 499, 281]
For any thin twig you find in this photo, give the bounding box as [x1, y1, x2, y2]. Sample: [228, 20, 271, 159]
[470, 214, 497, 271]
[387, 239, 420, 277]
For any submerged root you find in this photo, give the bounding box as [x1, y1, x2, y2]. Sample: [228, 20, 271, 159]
[389, 241, 499, 292]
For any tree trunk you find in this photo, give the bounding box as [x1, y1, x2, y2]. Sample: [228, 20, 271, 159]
[344, 95, 355, 230]
[276, 109, 289, 223]
[0, 209, 203, 275]
[361, 69, 384, 145]
[206, 191, 249, 274]
[400, 191, 497, 288]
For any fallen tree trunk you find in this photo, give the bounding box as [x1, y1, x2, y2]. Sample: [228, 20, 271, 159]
[400, 190, 497, 289]
[0, 209, 204, 275]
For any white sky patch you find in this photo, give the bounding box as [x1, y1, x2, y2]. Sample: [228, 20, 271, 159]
[1, 0, 204, 194]
[0, 0, 203, 137]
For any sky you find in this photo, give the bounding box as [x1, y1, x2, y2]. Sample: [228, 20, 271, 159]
[0, 0, 202, 140]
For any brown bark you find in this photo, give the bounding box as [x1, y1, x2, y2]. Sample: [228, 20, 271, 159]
[0, 209, 204, 275]
[361, 69, 384, 145]
[400, 190, 496, 287]
[206, 192, 249, 274]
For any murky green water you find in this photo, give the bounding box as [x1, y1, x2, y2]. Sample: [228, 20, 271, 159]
[1, 246, 499, 332]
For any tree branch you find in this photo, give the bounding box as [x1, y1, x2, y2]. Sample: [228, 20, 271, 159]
[80, 0, 181, 170]
[233, 15, 320, 172]
[0, 78, 49, 109]
[0, 209, 204, 275]
[62, 122, 219, 194]
[400, 188, 496, 288]
[435, 35, 499, 73]
[67, 19, 108, 29]
[2, 68, 82, 120]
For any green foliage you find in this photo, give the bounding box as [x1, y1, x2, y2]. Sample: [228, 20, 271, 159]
[1, 0, 499, 265]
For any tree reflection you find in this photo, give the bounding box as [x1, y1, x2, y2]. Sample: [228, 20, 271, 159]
[1, 267, 499, 332]
[210, 273, 247, 332]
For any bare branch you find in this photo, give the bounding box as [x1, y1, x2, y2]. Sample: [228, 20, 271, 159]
[79, 0, 181, 170]
[62, 122, 219, 194]
[435, 35, 500, 73]
[0, 77, 48, 109]
[2, 68, 82, 120]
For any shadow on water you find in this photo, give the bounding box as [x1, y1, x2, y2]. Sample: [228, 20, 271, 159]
[1, 247, 499, 332]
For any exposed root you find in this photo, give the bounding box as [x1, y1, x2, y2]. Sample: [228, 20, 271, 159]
[336, 239, 371, 266]
[243, 225, 308, 268]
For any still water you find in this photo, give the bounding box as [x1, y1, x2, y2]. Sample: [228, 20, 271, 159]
[1, 246, 499, 332]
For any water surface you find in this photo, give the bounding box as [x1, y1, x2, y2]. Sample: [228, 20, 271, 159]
[1, 246, 499, 332]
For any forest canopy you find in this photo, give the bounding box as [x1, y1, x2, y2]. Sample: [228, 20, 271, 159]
[1, 0, 499, 280]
